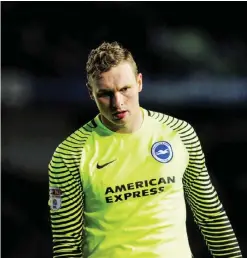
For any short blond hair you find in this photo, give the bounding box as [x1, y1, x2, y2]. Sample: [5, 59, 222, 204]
[86, 41, 138, 88]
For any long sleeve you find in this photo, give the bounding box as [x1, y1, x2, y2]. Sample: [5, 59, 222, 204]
[48, 142, 84, 257]
[181, 123, 242, 257]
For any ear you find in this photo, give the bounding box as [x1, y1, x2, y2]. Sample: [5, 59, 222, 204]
[86, 83, 94, 100]
[137, 73, 143, 93]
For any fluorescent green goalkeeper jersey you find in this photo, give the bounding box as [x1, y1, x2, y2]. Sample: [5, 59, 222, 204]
[49, 108, 242, 258]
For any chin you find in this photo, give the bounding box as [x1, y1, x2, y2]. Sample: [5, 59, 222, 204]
[110, 117, 125, 124]
[114, 120, 127, 126]
[111, 118, 130, 128]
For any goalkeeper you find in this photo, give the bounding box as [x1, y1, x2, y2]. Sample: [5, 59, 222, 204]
[48, 41, 242, 258]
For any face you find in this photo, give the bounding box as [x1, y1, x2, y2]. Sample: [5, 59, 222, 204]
[89, 61, 143, 131]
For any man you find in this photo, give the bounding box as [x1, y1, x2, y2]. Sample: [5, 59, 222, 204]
[48, 41, 242, 257]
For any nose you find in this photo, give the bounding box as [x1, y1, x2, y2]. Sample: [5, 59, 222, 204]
[111, 92, 123, 109]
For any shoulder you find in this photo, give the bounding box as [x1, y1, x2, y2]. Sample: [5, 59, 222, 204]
[146, 109, 203, 156]
[53, 118, 97, 159]
[146, 109, 195, 135]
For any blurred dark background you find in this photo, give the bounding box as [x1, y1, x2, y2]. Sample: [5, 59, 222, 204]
[1, 2, 247, 258]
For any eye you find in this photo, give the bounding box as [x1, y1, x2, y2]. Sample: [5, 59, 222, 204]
[121, 87, 129, 92]
[97, 91, 113, 98]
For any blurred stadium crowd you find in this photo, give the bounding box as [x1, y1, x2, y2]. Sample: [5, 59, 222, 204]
[2, 2, 247, 258]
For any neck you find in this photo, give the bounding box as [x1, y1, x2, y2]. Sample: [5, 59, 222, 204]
[101, 108, 143, 134]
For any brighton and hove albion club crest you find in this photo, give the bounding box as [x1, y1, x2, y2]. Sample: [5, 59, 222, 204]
[151, 141, 173, 163]
[49, 187, 62, 210]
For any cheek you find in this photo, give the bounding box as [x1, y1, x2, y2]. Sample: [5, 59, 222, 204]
[128, 91, 139, 102]
[96, 98, 109, 110]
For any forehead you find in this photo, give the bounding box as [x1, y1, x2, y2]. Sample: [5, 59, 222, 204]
[93, 62, 136, 90]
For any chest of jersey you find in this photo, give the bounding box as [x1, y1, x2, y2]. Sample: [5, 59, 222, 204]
[80, 126, 189, 209]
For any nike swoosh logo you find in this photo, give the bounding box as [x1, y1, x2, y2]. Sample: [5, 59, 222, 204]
[97, 159, 116, 169]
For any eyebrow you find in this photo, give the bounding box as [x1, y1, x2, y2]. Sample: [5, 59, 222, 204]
[97, 89, 112, 93]
[97, 85, 131, 93]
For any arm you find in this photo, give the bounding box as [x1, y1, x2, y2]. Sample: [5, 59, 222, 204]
[181, 123, 242, 257]
[49, 147, 84, 257]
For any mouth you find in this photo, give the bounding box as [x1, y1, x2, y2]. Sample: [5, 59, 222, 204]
[112, 110, 127, 120]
